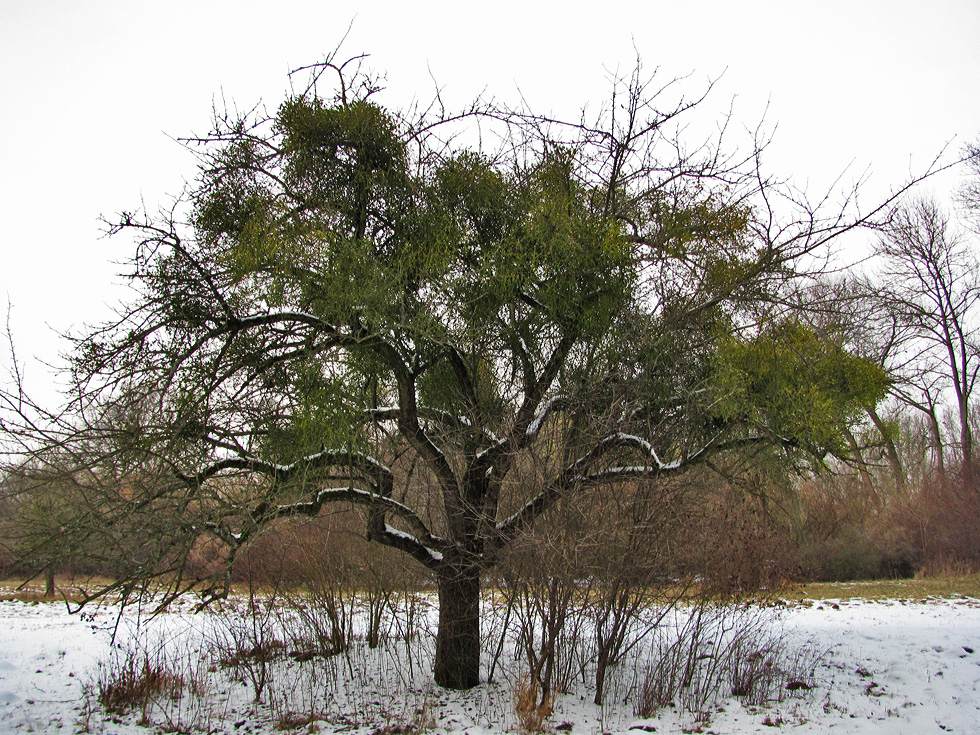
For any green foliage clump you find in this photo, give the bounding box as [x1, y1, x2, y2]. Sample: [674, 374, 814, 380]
[713, 320, 888, 457]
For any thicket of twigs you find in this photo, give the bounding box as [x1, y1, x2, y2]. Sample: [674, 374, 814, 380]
[82, 501, 823, 733]
[3, 442, 980, 590]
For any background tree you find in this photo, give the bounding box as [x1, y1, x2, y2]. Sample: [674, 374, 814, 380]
[779, 148, 980, 577]
[960, 140, 980, 224]
[871, 197, 980, 471]
[1, 54, 915, 689]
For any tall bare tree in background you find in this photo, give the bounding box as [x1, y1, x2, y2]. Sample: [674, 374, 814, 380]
[871, 195, 980, 475]
[786, 145, 980, 577]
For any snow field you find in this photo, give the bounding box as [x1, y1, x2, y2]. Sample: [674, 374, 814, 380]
[0, 593, 977, 734]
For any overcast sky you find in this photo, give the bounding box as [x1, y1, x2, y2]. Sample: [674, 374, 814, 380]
[1, 0, 978, 403]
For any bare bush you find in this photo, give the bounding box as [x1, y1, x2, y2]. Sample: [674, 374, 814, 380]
[907, 469, 980, 574]
[498, 503, 593, 704]
[634, 603, 820, 719]
[584, 481, 695, 705]
[207, 586, 287, 702]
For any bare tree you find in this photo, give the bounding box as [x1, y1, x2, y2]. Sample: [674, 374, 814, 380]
[872, 197, 980, 470]
[959, 140, 980, 228]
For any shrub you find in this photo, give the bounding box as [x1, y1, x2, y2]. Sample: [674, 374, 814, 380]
[634, 603, 820, 719]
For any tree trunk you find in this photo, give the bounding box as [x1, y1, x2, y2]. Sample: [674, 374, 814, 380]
[958, 394, 973, 466]
[926, 406, 947, 483]
[867, 407, 907, 493]
[44, 566, 55, 599]
[843, 427, 878, 503]
[433, 563, 481, 689]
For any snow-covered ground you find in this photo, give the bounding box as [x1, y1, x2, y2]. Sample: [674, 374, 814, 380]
[0, 593, 977, 734]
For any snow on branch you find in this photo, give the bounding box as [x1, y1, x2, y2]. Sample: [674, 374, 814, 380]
[312, 487, 443, 547]
[379, 523, 444, 564]
[174, 447, 446, 568]
[610, 432, 681, 470]
[367, 406, 401, 420]
[525, 396, 565, 437]
[181, 447, 393, 488]
[493, 431, 687, 544]
[370, 405, 505, 452]
[232, 310, 336, 331]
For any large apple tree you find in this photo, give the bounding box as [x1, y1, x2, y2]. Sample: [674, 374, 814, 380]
[1, 56, 906, 689]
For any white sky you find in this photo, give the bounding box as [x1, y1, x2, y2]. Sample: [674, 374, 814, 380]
[1, 0, 979, 403]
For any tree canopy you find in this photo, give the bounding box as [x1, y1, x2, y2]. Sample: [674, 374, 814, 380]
[0, 55, 915, 689]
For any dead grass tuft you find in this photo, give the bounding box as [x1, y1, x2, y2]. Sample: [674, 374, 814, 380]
[513, 676, 553, 733]
[97, 656, 184, 715]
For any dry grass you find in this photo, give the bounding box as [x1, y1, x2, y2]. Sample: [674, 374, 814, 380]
[513, 677, 553, 734]
[792, 572, 980, 602]
[98, 658, 185, 715]
[0, 575, 117, 603]
[0, 586, 55, 604]
[5, 572, 979, 609]
[0, 575, 279, 605]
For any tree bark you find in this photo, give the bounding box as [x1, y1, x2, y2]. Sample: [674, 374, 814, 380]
[958, 393, 974, 466]
[926, 405, 947, 483]
[866, 407, 907, 493]
[433, 563, 481, 689]
[843, 427, 878, 503]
